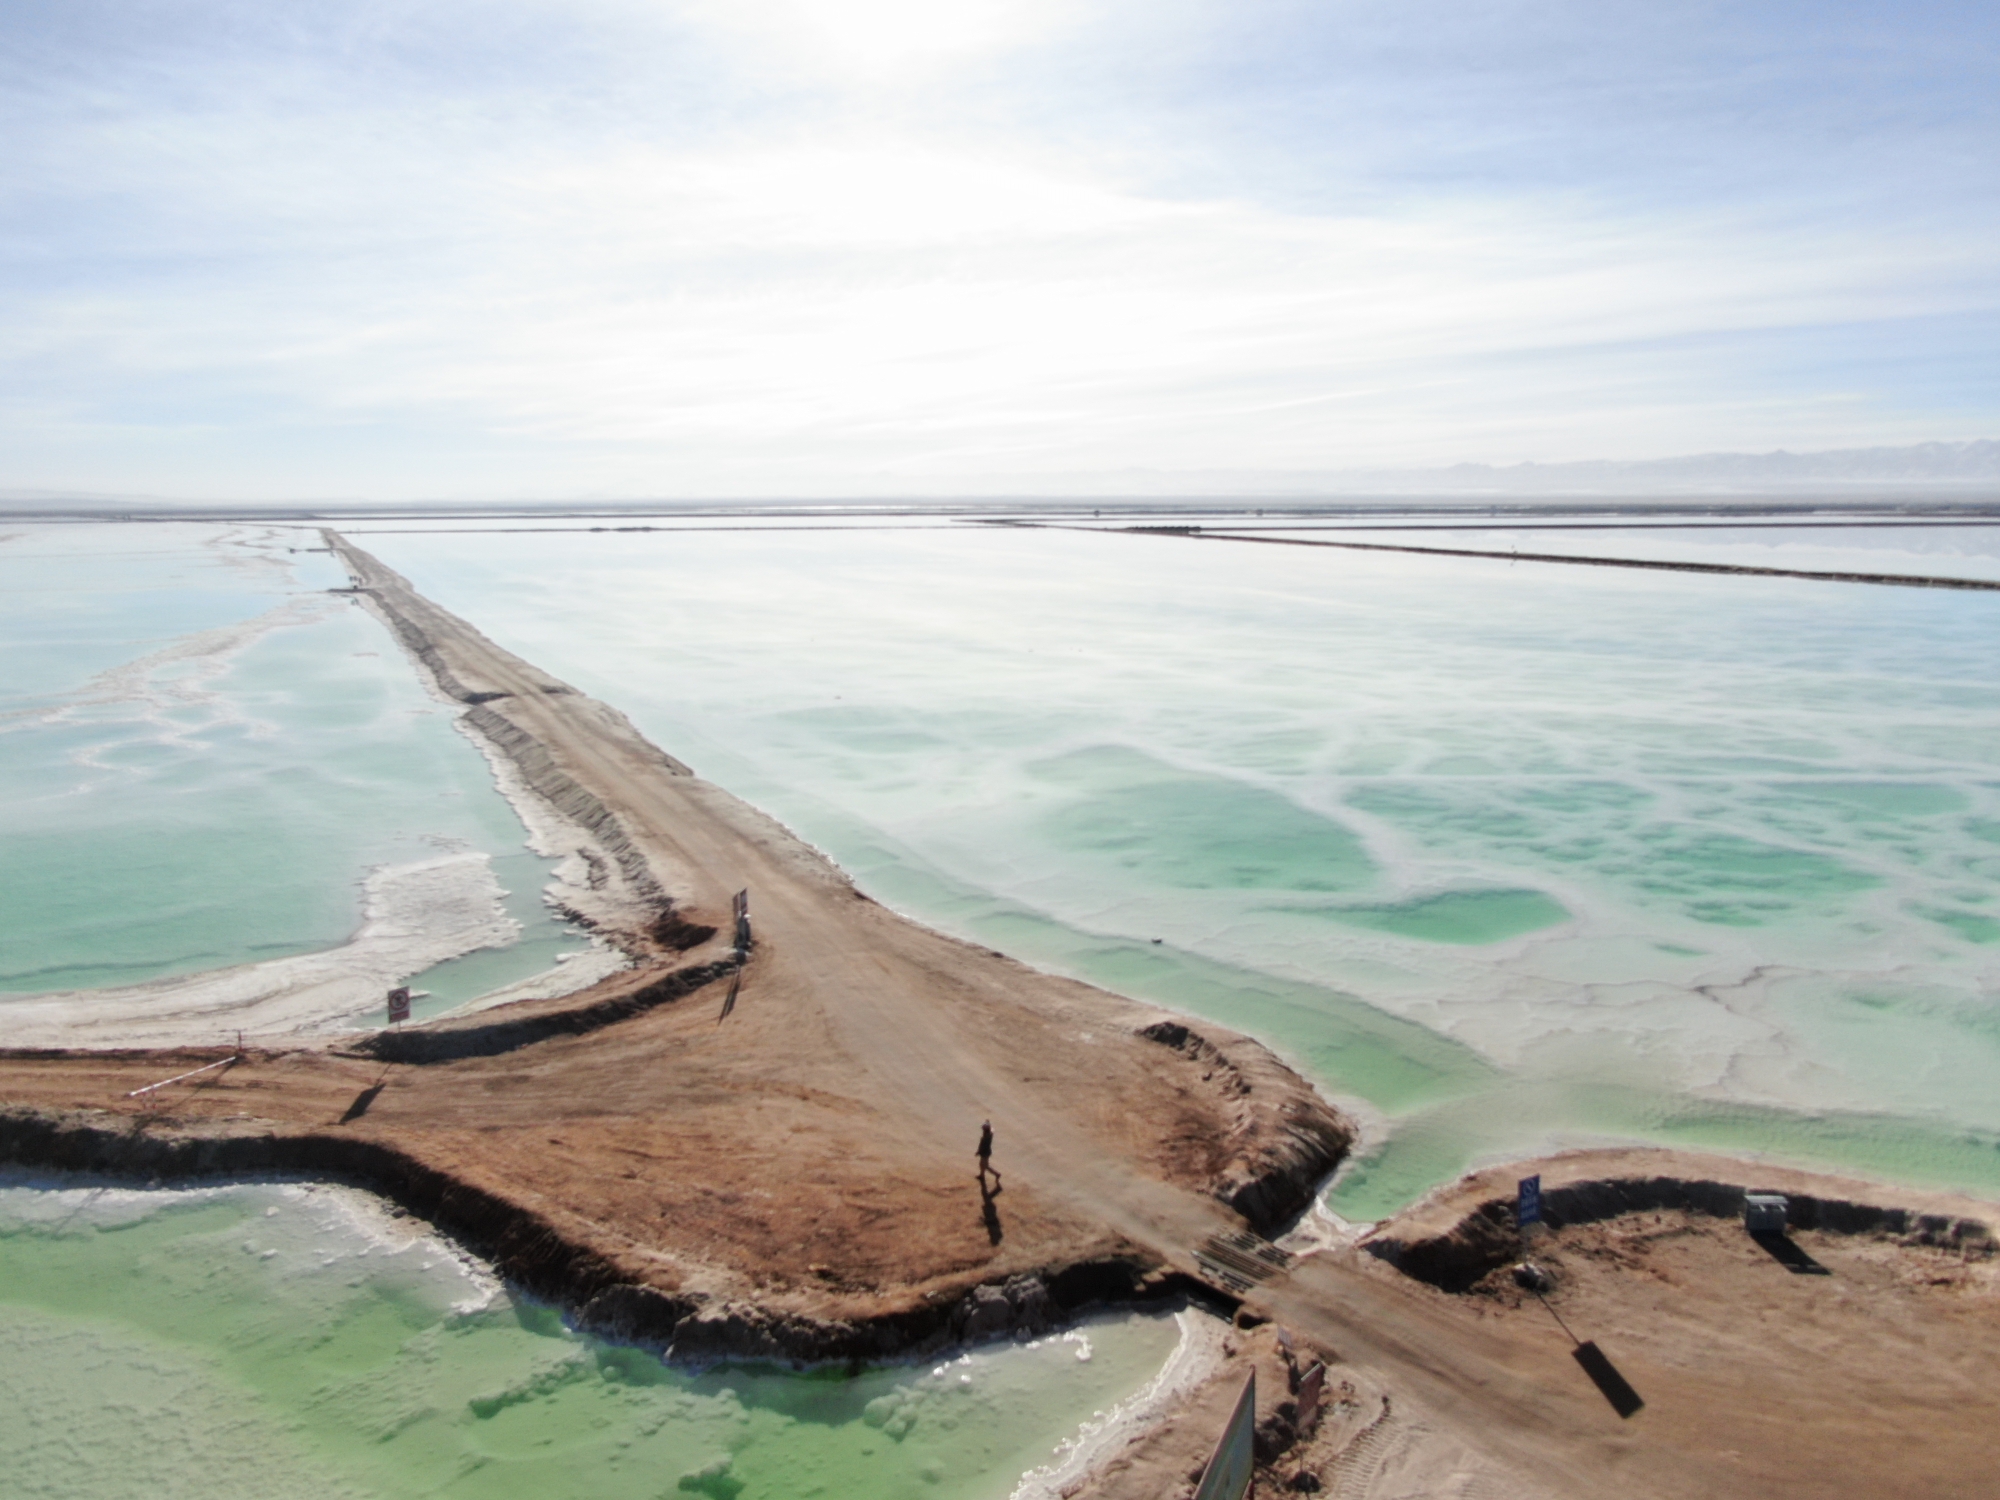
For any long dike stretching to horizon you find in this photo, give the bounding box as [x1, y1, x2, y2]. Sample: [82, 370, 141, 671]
[0, 531, 1354, 1368]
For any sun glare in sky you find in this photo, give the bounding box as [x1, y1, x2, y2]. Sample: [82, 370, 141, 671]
[0, 0, 1994, 498]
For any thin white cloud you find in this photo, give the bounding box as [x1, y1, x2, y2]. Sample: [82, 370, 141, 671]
[0, 0, 1994, 497]
[673, 0, 1078, 81]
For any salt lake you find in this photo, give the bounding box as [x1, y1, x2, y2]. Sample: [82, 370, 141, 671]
[4, 514, 1998, 1496]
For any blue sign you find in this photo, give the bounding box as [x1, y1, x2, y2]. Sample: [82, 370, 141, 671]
[1518, 1174, 1542, 1227]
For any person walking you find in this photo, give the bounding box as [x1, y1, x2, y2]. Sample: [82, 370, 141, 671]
[976, 1119, 1000, 1191]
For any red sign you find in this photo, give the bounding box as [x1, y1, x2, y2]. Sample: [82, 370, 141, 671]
[386, 987, 412, 1024]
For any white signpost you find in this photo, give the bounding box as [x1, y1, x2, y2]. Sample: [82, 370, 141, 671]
[1193, 1370, 1257, 1500]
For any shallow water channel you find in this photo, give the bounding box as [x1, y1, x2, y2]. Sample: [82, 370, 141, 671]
[0, 525, 588, 1017]
[0, 1178, 1185, 1500]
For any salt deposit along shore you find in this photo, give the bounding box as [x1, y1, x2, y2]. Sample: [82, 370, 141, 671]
[0, 852, 627, 1049]
[0, 533, 1995, 1498]
[0, 522, 626, 1042]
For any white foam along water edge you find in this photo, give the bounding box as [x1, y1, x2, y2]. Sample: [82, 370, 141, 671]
[0, 1169, 505, 1312]
[490, 673, 2000, 1224]
[350, 522, 2000, 1216]
[0, 1171, 1190, 1500]
[0, 853, 618, 1047]
[2, 525, 1220, 1497]
[11, 520, 1984, 1496]
[15, 524, 2000, 1208]
[0, 523, 620, 1038]
[422, 618, 664, 941]
[1008, 1307, 1231, 1500]
[330, 552, 658, 1014]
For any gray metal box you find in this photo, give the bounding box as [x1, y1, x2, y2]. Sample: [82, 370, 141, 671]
[1744, 1193, 1789, 1233]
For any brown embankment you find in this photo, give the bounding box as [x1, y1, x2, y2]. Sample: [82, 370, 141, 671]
[337, 541, 699, 933]
[459, 700, 671, 909]
[0, 1095, 1174, 1362]
[353, 957, 743, 1064]
[14, 531, 2000, 1496]
[1363, 1148, 1998, 1293]
[0, 532, 1353, 1366]
[1253, 1148, 2000, 1499]
[1136, 1019, 1349, 1230]
[0, 984, 1320, 1362]
[1082, 1145, 2000, 1500]
[1107, 523, 2000, 592]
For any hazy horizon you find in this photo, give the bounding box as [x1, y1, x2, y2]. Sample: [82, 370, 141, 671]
[5, 436, 2000, 512]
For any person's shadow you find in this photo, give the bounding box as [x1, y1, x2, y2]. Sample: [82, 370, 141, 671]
[978, 1170, 1004, 1246]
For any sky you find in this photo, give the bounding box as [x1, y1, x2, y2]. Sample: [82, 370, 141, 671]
[2, 0, 1997, 499]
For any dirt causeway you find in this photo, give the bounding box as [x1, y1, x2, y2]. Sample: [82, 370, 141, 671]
[0, 535, 1349, 1360]
[3, 541, 1997, 1498]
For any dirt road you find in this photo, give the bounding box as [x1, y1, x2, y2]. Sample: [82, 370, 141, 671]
[0, 537, 1342, 1343]
[5, 539, 1995, 1498]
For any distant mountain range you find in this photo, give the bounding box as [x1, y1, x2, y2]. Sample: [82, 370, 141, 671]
[4, 439, 1998, 510]
[1031, 439, 2000, 498]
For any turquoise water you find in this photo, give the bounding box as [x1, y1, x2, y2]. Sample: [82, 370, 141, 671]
[358, 523, 2000, 1214]
[0, 525, 580, 1008]
[0, 1179, 1181, 1500]
[0, 522, 1191, 1500]
[7, 516, 1998, 1494]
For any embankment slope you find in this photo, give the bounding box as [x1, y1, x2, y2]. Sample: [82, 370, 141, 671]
[9, 540, 1996, 1499]
[0, 535, 1350, 1362]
